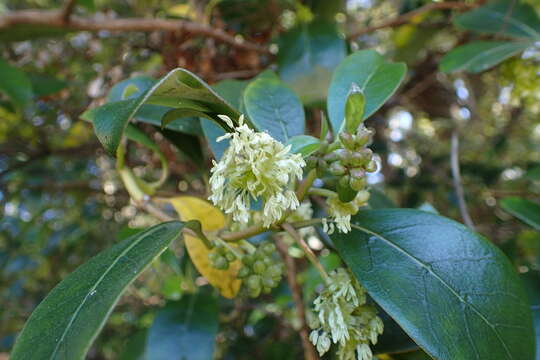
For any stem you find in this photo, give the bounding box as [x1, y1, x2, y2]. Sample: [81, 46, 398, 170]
[275, 236, 319, 360]
[450, 131, 476, 231]
[296, 169, 318, 202]
[282, 223, 328, 281]
[308, 188, 337, 198]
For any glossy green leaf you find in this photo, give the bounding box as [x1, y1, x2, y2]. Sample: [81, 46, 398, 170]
[106, 76, 203, 135]
[520, 271, 540, 360]
[89, 68, 241, 155]
[0, 58, 33, 107]
[243, 75, 305, 143]
[11, 221, 185, 360]
[328, 50, 406, 132]
[331, 209, 535, 360]
[201, 79, 250, 160]
[145, 295, 218, 360]
[454, 0, 540, 39]
[440, 41, 532, 73]
[367, 188, 397, 209]
[286, 135, 321, 156]
[278, 20, 346, 105]
[500, 197, 540, 230]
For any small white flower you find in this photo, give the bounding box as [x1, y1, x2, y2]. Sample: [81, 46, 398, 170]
[310, 268, 383, 360]
[209, 115, 305, 227]
[326, 190, 370, 233]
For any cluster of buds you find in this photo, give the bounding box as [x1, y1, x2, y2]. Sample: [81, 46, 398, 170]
[208, 242, 237, 270]
[329, 125, 377, 193]
[237, 241, 283, 298]
[501, 57, 540, 113]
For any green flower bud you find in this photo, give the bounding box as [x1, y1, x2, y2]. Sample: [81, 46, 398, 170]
[349, 167, 365, 180]
[249, 287, 261, 298]
[350, 176, 367, 191]
[317, 159, 328, 170]
[323, 151, 339, 163]
[339, 175, 351, 189]
[253, 260, 266, 274]
[365, 159, 378, 173]
[208, 252, 219, 262]
[237, 266, 250, 278]
[214, 256, 229, 270]
[263, 277, 276, 288]
[225, 252, 237, 262]
[242, 254, 255, 266]
[268, 264, 282, 277]
[262, 242, 276, 254]
[262, 286, 272, 294]
[339, 132, 356, 150]
[247, 274, 262, 289]
[337, 149, 352, 163]
[329, 162, 347, 176]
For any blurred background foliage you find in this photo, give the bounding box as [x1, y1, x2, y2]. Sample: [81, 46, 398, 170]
[0, 0, 539, 358]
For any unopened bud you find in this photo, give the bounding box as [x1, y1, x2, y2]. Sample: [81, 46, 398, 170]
[350, 176, 367, 191]
[366, 159, 378, 173]
[329, 162, 347, 176]
[339, 132, 355, 150]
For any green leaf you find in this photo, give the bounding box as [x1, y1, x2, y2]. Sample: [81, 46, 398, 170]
[331, 209, 535, 360]
[367, 188, 397, 209]
[440, 41, 532, 73]
[89, 68, 242, 155]
[344, 83, 365, 133]
[0, 58, 33, 107]
[145, 295, 218, 360]
[201, 79, 250, 160]
[29, 73, 67, 97]
[278, 20, 346, 106]
[500, 197, 540, 230]
[286, 135, 321, 156]
[119, 329, 148, 360]
[374, 306, 419, 355]
[327, 50, 406, 132]
[520, 271, 540, 360]
[11, 221, 185, 360]
[454, 0, 540, 39]
[243, 74, 305, 143]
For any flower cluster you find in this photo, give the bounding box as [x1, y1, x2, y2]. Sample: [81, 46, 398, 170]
[326, 190, 370, 233]
[310, 268, 383, 360]
[209, 115, 305, 227]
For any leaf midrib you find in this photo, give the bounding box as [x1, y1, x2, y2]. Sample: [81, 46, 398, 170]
[49, 225, 171, 359]
[458, 42, 529, 71]
[472, 9, 540, 38]
[350, 223, 514, 360]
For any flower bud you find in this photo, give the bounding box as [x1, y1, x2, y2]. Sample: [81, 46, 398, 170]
[350, 176, 367, 191]
[323, 151, 339, 163]
[253, 260, 266, 274]
[349, 167, 365, 180]
[306, 156, 318, 168]
[339, 175, 351, 189]
[225, 252, 237, 262]
[237, 266, 250, 278]
[339, 132, 355, 150]
[329, 162, 347, 176]
[365, 159, 378, 173]
[247, 274, 262, 289]
[214, 256, 229, 270]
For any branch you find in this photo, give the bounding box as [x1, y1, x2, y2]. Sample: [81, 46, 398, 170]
[0, 10, 270, 53]
[450, 131, 476, 230]
[275, 237, 319, 360]
[59, 0, 77, 23]
[347, 1, 475, 40]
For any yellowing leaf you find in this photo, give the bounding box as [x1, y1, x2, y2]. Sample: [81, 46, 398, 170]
[167, 196, 241, 298]
[167, 4, 197, 19]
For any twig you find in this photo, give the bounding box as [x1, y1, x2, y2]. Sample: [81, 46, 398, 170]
[347, 1, 475, 40]
[59, 0, 77, 23]
[450, 131, 476, 230]
[275, 237, 319, 360]
[0, 10, 270, 53]
[282, 223, 328, 281]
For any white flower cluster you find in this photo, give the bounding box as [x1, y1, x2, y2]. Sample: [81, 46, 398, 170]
[309, 268, 383, 360]
[325, 190, 370, 233]
[209, 115, 305, 227]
